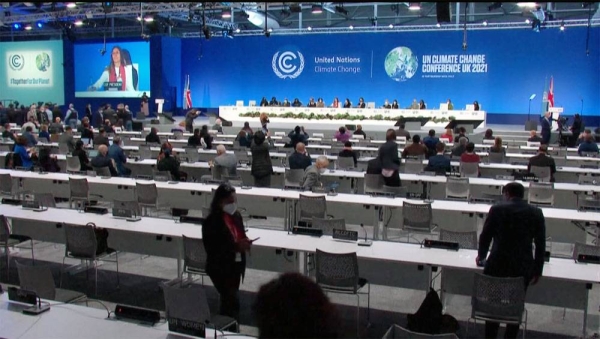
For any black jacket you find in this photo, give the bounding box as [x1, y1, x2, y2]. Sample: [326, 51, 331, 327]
[73, 149, 92, 171]
[478, 199, 546, 279]
[378, 140, 400, 171]
[288, 152, 312, 170]
[527, 153, 556, 181]
[202, 211, 247, 279]
[145, 133, 161, 144]
[157, 156, 181, 181]
[251, 140, 273, 178]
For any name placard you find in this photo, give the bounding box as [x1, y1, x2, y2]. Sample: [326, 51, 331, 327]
[292, 226, 323, 237]
[168, 317, 206, 338]
[422, 239, 459, 251]
[520, 174, 538, 182]
[332, 229, 358, 241]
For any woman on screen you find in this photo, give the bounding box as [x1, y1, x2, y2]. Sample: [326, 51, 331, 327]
[90, 46, 135, 92]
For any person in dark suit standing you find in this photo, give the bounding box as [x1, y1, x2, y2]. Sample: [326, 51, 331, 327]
[570, 113, 583, 147]
[527, 145, 556, 182]
[540, 111, 552, 145]
[377, 129, 401, 187]
[477, 182, 545, 339]
[202, 183, 251, 321]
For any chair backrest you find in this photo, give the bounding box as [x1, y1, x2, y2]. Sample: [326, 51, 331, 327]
[488, 152, 505, 164]
[182, 235, 207, 274]
[173, 130, 183, 139]
[34, 193, 56, 208]
[404, 158, 424, 174]
[66, 155, 81, 173]
[482, 139, 495, 145]
[16, 262, 57, 300]
[162, 284, 211, 325]
[298, 194, 327, 221]
[445, 177, 470, 200]
[113, 199, 141, 216]
[69, 177, 89, 200]
[402, 202, 433, 232]
[153, 170, 172, 182]
[138, 145, 152, 160]
[136, 182, 158, 205]
[64, 223, 97, 259]
[471, 273, 525, 323]
[439, 229, 478, 250]
[311, 217, 346, 236]
[528, 182, 554, 206]
[315, 249, 359, 293]
[234, 150, 251, 163]
[274, 131, 285, 137]
[573, 242, 600, 259]
[337, 156, 355, 169]
[530, 165, 551, 182]
[185, 147, 200, 163]
[0, 215, 11, 242]
[0, 173, 13, 195]
[364, 174, 385, 195]
[527, 141, 541, 148]
[578, 174, 599, 185]
[284, 168, 304, 188]
[382, 324, 459, 339]
[58, 142, 69, 154]
[93, 166, 112, 177]
[459, 161, 479, 178]
[313, 133, 325, 138]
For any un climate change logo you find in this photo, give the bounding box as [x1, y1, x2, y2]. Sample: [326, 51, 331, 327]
[384, 46, 418, 82]
[36, 53, 51, 72]
[272, 49, 304, 79]
[8, 54, 25, 71]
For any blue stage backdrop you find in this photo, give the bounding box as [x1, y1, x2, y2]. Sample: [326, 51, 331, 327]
[181, 27, 599, 119]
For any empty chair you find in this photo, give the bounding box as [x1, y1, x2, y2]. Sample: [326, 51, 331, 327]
[388, 201, 436, 243]
[1, 215, 34, 279]
[66, 155, 81, 173]
[297, 194, 328, 227]
[153, 170, 172, 182]
[382, 324, 458, 339]
[439, 229, 477, 249]
[578, 174, 600, 185]
[58, 142, 69, 154]
[467, 273, 527, 338]
[68, 177, 90, 209]
[185, 147, 200, 163]
[180, 235, 209, 285]
[311, 217, 345, 236]
[234, 150, 251, 165]
[16, 261, 86, 303]
[445, 177, 470, 201]
[274, 131, 286, 137]
[529, 166, 551, 182]
[34, 193, 56, 208]
[0, 173, 29, 199]
[573, 242, 600, 259]
[172, 130, 183, 140]
[382, 185, 407, 198]
[488, 152, 505, 164]
[313, 133, 325, 138]
[162, 283, 238, 333]
[337, 156, 355, 170]
[363, 173, 385, 195]
[459, 162, 479, 178]
[60, 223, 119, 296]
[315, 249, 370, 336]
[284, 168, 304, 189]
[528, 182, 554, 206]
[138, 145, 152, 160]
[93, 166, 112, 177]
[403, 159, 424, 174]
[527, 141, 541, 148]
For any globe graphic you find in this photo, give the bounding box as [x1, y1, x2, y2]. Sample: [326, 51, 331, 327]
[384, 47, 418, 82]
[35, 53, 50, 72]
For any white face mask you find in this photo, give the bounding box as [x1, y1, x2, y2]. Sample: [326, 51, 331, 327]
[319, 168, 327, 174]
[223, 203, 237, 215]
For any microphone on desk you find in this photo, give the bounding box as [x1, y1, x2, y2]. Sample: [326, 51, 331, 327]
[204, 319, 226, 338]
[358, 223, 372, 247]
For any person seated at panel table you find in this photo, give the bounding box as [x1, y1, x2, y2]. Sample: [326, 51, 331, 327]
[282, 98, 291, 107]
[157, 147, 186, 181]
[331, 97, 340, 108]
[2, 123, 17, 147]
[402, 135, 428, 159]
[210, 144, 238, 179]
[356, 97, 366, 109]
[108, 136, 131, 177]
[292, 98, 302, 107]
[93, 128, 110, 148]
[38, 124, 50, 142]
[338, 141, 358, 167]
[145, 127, 161, 144]
[527, 145, 556, 182]
[288, 142, 312, 171]
[91, 144, 118, 177]
[13, 136, 36, 170]
[473, 100, 480, 111]
[306, 97, 316, 108]
[157, 141, 175, 162]
[200, 125, 214, 149]
[254, 272, 341, 339]
[483, 128, 494, 140]
[425, 142, 451, 175]
[422, 129, 439, 158]
[353, 124, 367, 139]
[490, 137, 506, 155]
[259, 97, 269, 107]
[577, 134, 599, 156]
[528, 130, 543, 143]
[73, 140, 93, 171]
[235, 130, 252, 148]
[343, 98, 352, 109]
[447, 99, 454, 110]
[409, 98, 419, 109]
[22, 126, 37, 147]
[188, 128, 202, 147]
[440, 128, 453, 142]
[460, 143, 481, 175]
[302, 155, 330, 190]
[38, 146, 60, 173]
[392, 99, 399, 109]
[316, 98, 325, 108]
[334, 126, 352, 143]
[452, 137, 468, 158]
[269, 96, 280, 106]
[419, 99, 427, 110]
[454, 126, 469, 143]
[382, 99, 392, 109]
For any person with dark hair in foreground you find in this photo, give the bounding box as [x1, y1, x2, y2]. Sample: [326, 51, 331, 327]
[254, 272, 340, 339]
[477, 182, 545, 339]
[378, 129, 401, 187]
[203, 183, 250, 322]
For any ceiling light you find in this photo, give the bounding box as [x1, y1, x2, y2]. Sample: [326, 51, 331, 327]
[235, 28, 241, 33]
[482, 21, 488, 26]
[66, 2, 76, 8]
[74, 20, 83, 26]
[222, 10, 231, 19]
[389, 24, 394, 28]
[517, 2, 537, 7]
[349, 25, 354, 30]
[436, 23, 441, 27]
[13, 23, 21, 30]
[36, 22, 43, 28]
[307, 26, 312, 31]
[24, 24, 32, 30]
[312, 4, 323, 14]
[560, 21, 565, 31]
[268, 28, 273, 32]
[144, 16, 154, 22]
[137, 16, 142, 21]
[525, 19, 531, 24]
[408, 3, 421, 11]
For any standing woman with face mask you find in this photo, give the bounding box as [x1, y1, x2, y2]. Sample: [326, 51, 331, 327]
[202, 183, 251, 322]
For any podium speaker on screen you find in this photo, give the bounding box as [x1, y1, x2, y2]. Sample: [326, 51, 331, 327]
[88, 46, 137, 92]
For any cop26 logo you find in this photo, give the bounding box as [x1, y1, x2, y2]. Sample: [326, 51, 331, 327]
[272, 48, 304, 79]
[8, 54, 25, 71]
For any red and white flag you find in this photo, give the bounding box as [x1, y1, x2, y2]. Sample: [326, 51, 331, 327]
[547, 76, 554, 108]
[183, 74, 193, 109]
